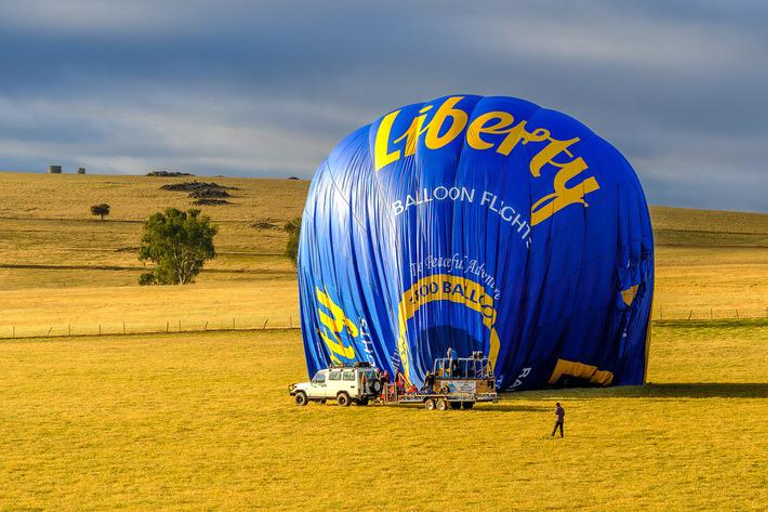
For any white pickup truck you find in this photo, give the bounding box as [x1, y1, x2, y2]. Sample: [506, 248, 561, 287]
[289, 364, 382, 406]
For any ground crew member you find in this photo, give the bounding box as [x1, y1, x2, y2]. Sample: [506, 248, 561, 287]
[422, 371, 435, 392]
[551, 402, 565, 438]
[446, 346, 458, 376]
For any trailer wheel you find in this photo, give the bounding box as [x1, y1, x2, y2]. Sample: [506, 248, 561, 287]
[450, 402, 461, 410]
[461, 401, 475, 410]
[337, 392, 351, 407]
[294, 392, 308, 407]
[436, 398, 448, 411]
[424, 399, 436, 411]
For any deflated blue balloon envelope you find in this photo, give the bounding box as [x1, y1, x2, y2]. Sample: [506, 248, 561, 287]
[297, 94, 654, 391]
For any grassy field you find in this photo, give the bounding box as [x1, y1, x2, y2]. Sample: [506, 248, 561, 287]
[1, 324, 766, 511]
[1, 171, 768, 510]
[2, 171, 768, 336]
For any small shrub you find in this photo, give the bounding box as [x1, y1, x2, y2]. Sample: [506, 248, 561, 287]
[138, 273, 157, 286]
[284, 217, 301, 266]
[90, 203, 110, 220]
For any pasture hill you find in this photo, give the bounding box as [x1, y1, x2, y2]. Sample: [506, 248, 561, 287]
[1, 171, 767, 337]
[1, 171, 767, 511]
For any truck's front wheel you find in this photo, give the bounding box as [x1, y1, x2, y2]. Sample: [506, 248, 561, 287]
[294, 392, 308, 407]
[337, 392, 351, 407]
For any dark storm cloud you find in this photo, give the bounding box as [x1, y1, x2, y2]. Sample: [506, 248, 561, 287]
[0, 0, 766, 211]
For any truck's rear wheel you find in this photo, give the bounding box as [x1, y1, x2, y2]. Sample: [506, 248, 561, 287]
[450, 402, 461, 410]
[357, 398, 369, 406]
[424, 399, 436, 410]
[337, 392, 351, 407]
[294, 392, 308, 407]
[461, 401, 475, 410]
[436, 398, 448, 411]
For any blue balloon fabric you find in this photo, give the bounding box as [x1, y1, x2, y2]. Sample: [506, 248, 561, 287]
[297, 94, 654, 391]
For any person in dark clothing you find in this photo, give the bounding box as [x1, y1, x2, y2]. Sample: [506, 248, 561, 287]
[421, 371, 435, 393]
[551, 402, 565, 437]
[446, 347, 458, 377]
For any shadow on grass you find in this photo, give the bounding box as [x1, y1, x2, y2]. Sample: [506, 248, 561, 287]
[472, 404, 550, 413]
[503, 383, 768, 400]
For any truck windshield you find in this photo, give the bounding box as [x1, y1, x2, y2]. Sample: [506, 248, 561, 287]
[312, 372, 326, 383]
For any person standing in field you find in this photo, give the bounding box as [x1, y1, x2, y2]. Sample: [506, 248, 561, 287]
[551, 402, 565, 438]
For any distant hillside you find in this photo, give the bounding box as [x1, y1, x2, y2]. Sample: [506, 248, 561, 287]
[650, 206, 768, 247]
[0, 172, 309, 223]
[1, 171, 766, 248]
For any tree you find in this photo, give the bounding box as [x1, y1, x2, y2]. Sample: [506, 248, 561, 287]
[284, 217, 301, 266]
[90, 203, 110, 221]
[138, 208, 218, 285]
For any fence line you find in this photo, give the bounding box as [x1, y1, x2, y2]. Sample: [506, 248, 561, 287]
[654, 306, 768, 321]
[0, 316, 300, 341]
[3, 306, 768, 341]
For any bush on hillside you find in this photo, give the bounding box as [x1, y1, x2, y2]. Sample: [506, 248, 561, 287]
[138, 208, 218, 285]
[284, 217, 301, 267]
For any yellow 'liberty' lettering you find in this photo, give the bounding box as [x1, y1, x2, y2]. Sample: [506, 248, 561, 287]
[529, 137, 600, 225]
[374, 97, 468, 170]
[423, 96, 467, 149]
[373, 97, 602, 226]
[466, 111, 551, 156]
[374, 110, 402, 171]
[393, 105, 432, 158]
[467, 111, 515, 150]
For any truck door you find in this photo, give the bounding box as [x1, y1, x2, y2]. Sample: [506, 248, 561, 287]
[328, 370, 343, 398]
[342, 369, 356, 397]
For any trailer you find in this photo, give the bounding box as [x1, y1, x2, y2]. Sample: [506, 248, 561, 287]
[380, 354, 498, 410]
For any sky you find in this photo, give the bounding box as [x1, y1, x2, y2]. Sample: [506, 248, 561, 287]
[0, 0, 766, 212]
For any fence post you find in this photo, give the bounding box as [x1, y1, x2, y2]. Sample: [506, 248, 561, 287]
[123, 322, 126, 334]
[262, 319, 269, 330]
[289, 316, 292, 328]
[179, 320, 182, 332]
[12, 326, 15, 338]
[204, 321, 208, 330]
[98, 324, 102, 335]
[68, 324, 72, 336]
[710, 308, 713, 320]
[166, 321, 169, 333]
[659, 307, 662, 320]
[687, 310, 693, 320]
[232, 318, 236, 330]
[736, 309, 739, 319]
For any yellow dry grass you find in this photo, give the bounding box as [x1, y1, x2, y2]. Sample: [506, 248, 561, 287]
[2, 172, 768, 333]
[2, 172, 768, 511]
[0, 325, 766, 512]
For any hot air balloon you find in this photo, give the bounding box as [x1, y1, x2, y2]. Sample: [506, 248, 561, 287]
[298, 94, 653, 391]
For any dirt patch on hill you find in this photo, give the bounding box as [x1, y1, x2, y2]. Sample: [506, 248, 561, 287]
[192, 198, 231, 206]
[251, 218, 283, 230]
[188, 188, 230, 199]
[160, 181, 238, 192]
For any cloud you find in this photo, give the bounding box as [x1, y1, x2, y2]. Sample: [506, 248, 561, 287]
[0, 0, 766, 212]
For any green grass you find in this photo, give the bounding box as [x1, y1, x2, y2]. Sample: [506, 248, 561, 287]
[0, 325, 766, 511]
